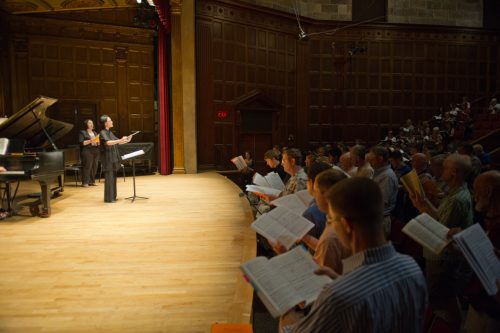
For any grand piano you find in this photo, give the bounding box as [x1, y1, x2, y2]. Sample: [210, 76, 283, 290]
[0, 96, 79, 217]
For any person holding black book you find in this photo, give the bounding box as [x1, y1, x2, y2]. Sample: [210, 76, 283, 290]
[79, 119, 100, 187]
[99, 115, 131, 203]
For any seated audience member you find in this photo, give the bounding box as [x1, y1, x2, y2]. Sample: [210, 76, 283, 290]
[273, 144, 282, 162]
[488, 98, 500, 114]
[257, 148, 307, 203]
[339, 152, 357, 177]
[410, 154, 472, 229]
[383, 130, 397, 143]
[473, 144, 491, 172]
[304, 151, 316, 169]
[239, 151, 255, 189]
[264, 149, 287, 182]
[366, 146, 398, 238]
[389, 149, 411, 179]
[350, 144, 374, 179]
[457, 143, 482, 188]
[403, 119, 415, 136]
[412, 153, 444, 207]
[302, 168, 350, 272]
[243, 151, 254, 170]
[302, 162, 332, 239]
[281, 148, 307, 196]
[277, 168, 350, 331]
[315, 146, 326, 157]
[327, 146, 342, 166]
[430, 127, 444, 152]
[281, 178, 427, 333]
[456, 171, 500, 333]
[410, 154, 473, 329]
[430, 154, 449, 195]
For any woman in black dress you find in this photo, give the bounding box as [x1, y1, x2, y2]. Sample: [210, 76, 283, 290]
[99, 115, 131, 203]
[79, 119, 100, 187]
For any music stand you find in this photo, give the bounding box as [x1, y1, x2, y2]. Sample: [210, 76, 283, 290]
[122, 150, 148, 202]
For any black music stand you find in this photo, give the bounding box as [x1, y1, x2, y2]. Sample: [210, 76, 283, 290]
[122, 150, 148, 202]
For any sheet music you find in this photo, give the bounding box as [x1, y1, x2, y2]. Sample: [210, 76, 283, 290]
[251, 206, 314, 249]
[231, 156, 247, 171]
[129, 131, 141, 137]
[246, 185, 282, 197]
[121, 149, 145, 160]
[253, 172, 285, 191]
[402, 213, 451, 254]
[271, 190, 313, 216]
[453, 224, 500, 295]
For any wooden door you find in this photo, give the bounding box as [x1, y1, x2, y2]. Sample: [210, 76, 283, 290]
[239, 133, 273, 173]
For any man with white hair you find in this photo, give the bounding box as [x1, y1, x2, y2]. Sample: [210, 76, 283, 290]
[410, 153, 473, 329]
[350, 145, 374, 179]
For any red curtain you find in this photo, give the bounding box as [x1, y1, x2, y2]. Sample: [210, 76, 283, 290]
[154, 1, 171, 174]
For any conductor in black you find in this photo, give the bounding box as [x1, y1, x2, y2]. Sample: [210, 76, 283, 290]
[99, 115, 131, 203]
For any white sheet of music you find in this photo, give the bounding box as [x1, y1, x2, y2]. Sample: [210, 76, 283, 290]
[121, 149, 145, 160]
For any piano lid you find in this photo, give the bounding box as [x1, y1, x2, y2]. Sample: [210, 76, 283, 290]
[0, 96, 74, 150]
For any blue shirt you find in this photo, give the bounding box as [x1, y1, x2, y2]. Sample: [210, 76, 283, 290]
[281, 243, 427, 333]
[302, 200, 327, 239]
[373, 164, 399, 216]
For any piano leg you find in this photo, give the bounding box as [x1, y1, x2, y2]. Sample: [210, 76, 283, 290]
[58, 174, 65, 192]
[39, 181, 51, 218]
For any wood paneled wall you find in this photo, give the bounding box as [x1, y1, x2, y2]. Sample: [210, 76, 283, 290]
[2, 12, 156, 152]
[196, 0, 500, 170]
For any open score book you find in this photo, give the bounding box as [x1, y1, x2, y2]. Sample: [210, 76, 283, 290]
[400, 169, 425, 198]
[246, 172, 286, 197]
[231, 156, 247, 171]
[452, 224, 500, 296]
[270, 190, 314, 216]
[240, 246, 333, 318]
[401, 213, 451, 255]
[251, 206, 314, 250]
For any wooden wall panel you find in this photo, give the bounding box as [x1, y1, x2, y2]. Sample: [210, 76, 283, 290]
[197, 0, 500, 166]
[310, 28, 499, 146]
[196, 0, 298, 169]
[4, 13, 155, 160]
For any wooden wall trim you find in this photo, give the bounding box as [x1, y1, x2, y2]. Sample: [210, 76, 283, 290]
[7, 14, 155, 45]
[170, 0, 186, 174]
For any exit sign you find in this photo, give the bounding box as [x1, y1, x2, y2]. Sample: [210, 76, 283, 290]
[217, 111, 228, 119]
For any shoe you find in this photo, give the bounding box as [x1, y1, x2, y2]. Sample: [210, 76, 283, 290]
[82, 184, 89, 187]
[89, 183, 97, 186]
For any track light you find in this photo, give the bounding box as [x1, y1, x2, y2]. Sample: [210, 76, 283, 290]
[298, 28, 307, 40]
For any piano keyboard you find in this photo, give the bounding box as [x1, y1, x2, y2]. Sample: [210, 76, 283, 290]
[1, 171, 26, 175]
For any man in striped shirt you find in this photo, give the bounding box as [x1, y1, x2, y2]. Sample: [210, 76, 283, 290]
[281, 178, 427, 333]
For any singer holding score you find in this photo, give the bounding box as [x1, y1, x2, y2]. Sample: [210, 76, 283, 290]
[79, 119, 100, 187]
[99, 115, 132, 203]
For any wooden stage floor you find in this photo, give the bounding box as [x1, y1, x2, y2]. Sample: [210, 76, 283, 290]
[0, 173, 256, 333]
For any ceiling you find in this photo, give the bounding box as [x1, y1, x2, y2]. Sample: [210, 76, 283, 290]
[0, 0, 145, 14]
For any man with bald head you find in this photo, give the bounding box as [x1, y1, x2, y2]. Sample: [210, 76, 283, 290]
[410, 153, 473, 328]
[339, 152, 357, 177]
[411, 153, 444, 207]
